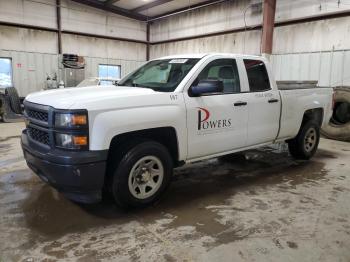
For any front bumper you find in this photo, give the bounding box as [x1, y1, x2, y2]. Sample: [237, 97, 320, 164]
[21, 130, 108, 203]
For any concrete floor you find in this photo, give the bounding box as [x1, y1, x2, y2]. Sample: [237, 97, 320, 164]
[0, 122, 350, 262]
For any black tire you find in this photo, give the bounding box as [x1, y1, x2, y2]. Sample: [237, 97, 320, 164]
[288, 120, 320, 160]
[5, 87, 22, 114]
[0, 95, 12, 122]
[109, 140, 173, 208]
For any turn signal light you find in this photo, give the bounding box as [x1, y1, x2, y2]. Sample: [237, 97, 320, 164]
[71, 115, 87, 125]
[56, 133, 88, 149]
[73, 136, 88, 146]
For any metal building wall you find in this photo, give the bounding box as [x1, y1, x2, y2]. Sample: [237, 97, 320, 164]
[270, 15, 350, 87]
[60, 0, 147, 42]
[0, 0, 57, 28]
[0, 49, 59, 96]
[271, 50, 350, 87]
[151, 0, 261, 43]
[0, 0, 147, 96]
[61, 34, 146, 62]
[0, 47, 144, 97]
[150, 0, 350, 43]
[149, 0, 350, 87]
[0, 24, 59, 96]
[150, 30, 262, 58]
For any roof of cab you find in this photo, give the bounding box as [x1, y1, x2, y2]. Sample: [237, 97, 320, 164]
[156, 53, 265, 61]
[157, 53, 208, 59]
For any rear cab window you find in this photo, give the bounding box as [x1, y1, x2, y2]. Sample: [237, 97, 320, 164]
[244, 59, 270, 92]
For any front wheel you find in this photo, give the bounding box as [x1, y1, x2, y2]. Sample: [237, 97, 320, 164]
[287, 120, 320, 160]
[110, 141, 173, 208]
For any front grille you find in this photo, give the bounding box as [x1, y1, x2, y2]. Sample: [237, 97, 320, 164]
[26, 109, 49, 123]
[28, 127, 50, 146]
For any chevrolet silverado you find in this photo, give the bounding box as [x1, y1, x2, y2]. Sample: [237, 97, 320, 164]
[21, 53, 333, 207]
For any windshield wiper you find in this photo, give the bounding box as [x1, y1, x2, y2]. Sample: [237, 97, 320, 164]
[132, 83, 152, 89]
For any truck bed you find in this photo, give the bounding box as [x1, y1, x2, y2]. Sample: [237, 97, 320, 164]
[277, 81, 320, 90]
[277, 86, 333, 141]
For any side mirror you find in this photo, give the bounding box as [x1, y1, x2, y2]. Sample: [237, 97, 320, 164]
[190, 79, 223, 96]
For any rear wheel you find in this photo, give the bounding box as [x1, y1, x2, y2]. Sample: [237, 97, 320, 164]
[109, 140, 173, 208]
[288, 120, 320, 160]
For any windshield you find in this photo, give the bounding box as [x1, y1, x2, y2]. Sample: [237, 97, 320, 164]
[118, 58, 200, 92]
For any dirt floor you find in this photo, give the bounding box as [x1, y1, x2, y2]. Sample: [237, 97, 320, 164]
[0, 122, 350, 261]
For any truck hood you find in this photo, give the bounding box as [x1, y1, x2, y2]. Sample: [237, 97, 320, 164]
[25, 86, 155, 109]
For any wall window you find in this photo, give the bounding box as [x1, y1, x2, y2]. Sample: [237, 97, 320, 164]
[0, 58, 13, 87]
[98, 64, 121, 81]
[244, 59, 270, 92]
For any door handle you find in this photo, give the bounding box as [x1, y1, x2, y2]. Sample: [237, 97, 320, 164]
[268, 98, 279, 103]
[234, 101, 247, 106]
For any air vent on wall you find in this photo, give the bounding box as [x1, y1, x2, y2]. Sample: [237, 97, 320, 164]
[62, 54, 85, 69]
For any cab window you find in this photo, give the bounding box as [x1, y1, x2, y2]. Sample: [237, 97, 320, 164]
[244, 59, 270, 92]
[195, 59, 241, 93]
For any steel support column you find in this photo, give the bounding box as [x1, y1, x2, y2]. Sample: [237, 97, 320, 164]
[56, 0, 62, 54]
[261, 0, 276, 56]
[146, 22, 151, 61]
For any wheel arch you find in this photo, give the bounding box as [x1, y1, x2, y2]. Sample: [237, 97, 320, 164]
[107, 127, 181, 167]
[287, 107, 324, 142]
[301, 108, 324, 127]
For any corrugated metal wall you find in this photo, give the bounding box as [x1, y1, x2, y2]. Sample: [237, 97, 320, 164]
[60, 0, 146, 42]
[0, 49, 59, 96]
[0, 49, 144, 97]
[150, 30, 262, 58]
[2, 0, 350, 96]
[271, 49, 350, 87]
[0, 0, 147, 96]
[149, 0, 350, 88]
[150, 0, 350, 43]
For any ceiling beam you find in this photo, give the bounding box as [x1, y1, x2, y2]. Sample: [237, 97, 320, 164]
[132, 0, 174, 13]
[70, 0, 147, 21]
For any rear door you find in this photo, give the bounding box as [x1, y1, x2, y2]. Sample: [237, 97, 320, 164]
[184, 57, 249, 159]
[242, 59, 281, 146]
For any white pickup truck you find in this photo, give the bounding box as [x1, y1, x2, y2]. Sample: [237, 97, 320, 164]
[21, 53, 333, 207]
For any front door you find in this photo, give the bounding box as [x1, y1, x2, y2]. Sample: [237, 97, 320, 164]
[184, 58, 249, 159]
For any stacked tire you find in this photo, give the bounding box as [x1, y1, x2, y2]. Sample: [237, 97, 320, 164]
[0, 87, 23, 122]
[5, 87, 22, 114]
[321, 87, 350, 142]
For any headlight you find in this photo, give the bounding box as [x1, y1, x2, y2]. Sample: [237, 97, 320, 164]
[55, 113, 87, 128]
[55, 133, 88, 149]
